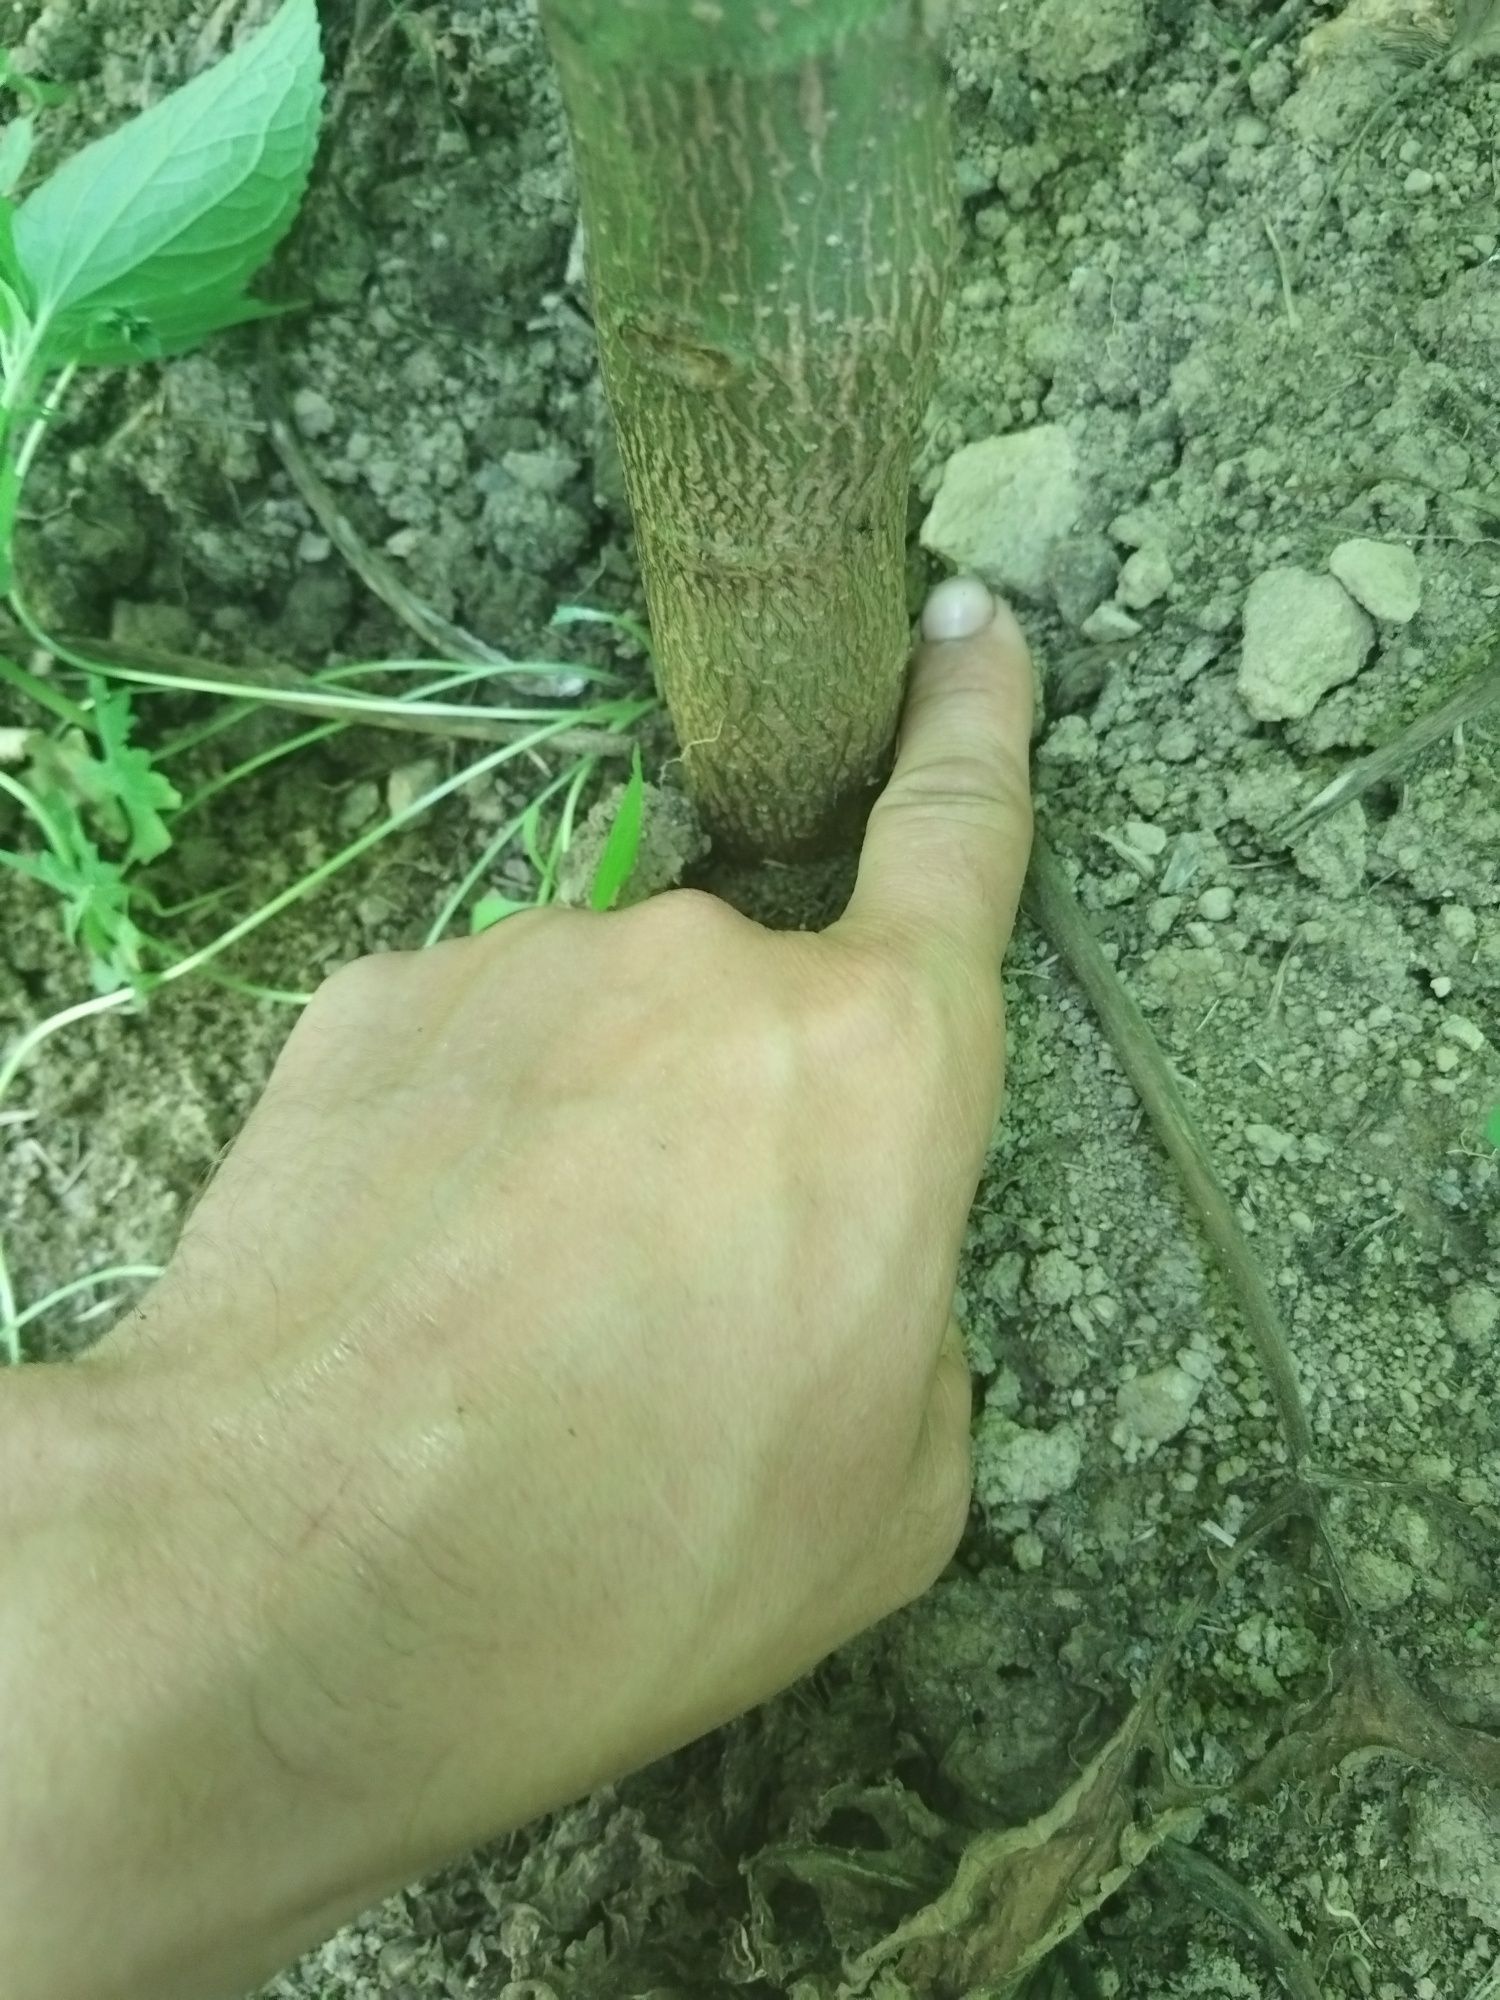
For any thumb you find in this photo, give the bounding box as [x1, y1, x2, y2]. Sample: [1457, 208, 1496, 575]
[839, 577, 1034, 977]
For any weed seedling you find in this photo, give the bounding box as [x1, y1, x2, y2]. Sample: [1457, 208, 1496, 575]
[589, 748, 647, 913]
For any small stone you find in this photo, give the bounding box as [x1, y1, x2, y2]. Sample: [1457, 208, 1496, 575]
[1440, 904, 1478, 947]
[1109, 506, 1173, 550]
[501, 448, 581, 496]
[1157, 721, 1198, 762]
[1115, 1365, 1202, 1445]
[1118, 546, 1174, 610]
[1047, 531, 1120, 628]
[1039, 714, 1098, 764]
[1440, 1014, 1487, 1053]
[1081, 603, 1143, 643]
[338, 781, 381, 833]
[1407, 1777, 1500, 1926]
[291, 386, 337, 440]
[1022, 0, 1147, 83]
[1329, 539, 1422, 625]
[1124, 819, 1168, 857]
[1030, 1249, 1085, 1307]
[1012, 1530, 1046, 1572]
[1247, 55, 1291, 111]
[1238, 567, 1375, 722]
[1347, 1549, 1415, 1613]
[1244, 1123, 1294, 1167]
[921, 426, 1083, 603]
[980, 1251, 1025, 1310]
[1197, 886, 1235, 922]
[1404, 167, 1436, 196]
[976, 1419, 1082, 1508]
[0, 727, 28, 764]
[1447, 1284, 1499, 1347]
[1293, 807, 1368, 899]
[386, 758, 442, 818]
[297, 531, 332, 564]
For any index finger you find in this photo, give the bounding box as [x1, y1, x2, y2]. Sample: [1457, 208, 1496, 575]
[836, 576, 1035, 978]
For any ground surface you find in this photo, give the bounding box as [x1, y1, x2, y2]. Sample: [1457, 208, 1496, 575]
[1, 0, 1498, 1994]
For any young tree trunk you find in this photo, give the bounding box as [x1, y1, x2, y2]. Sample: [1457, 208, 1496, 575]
[539, 0, 956, 856]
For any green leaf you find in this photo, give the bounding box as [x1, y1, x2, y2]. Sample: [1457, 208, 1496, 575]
[91, 685, 182, 863]
[13, 0, 323, 353]
[66, 291, 298, 369]
[589, 749, 646, 913]
[0, 116, 33, 197]
[552, 602, 655, 656]
[470, 891, 532, 935]
[0, 52, 73, 111]
[0, 204, 27, 305]
[1486, 1106, 1500, 1152]
[24, 688, 182, 866]
[1, 796, 145, 991]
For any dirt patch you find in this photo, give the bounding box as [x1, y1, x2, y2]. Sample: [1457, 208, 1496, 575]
[2, 0, 1498, 1994]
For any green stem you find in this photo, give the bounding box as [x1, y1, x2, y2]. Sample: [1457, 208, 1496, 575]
[0, 651, 89, 731]
[423, 759, 592, 946]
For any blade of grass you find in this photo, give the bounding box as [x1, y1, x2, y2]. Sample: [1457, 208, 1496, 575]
[423, 757, 593, 946]
[0, 650, 87, 729]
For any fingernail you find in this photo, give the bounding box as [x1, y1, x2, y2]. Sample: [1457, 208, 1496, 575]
[922, 575, 997, 643]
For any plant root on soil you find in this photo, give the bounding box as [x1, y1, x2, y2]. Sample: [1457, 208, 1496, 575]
[1279, 647, 1500, 841]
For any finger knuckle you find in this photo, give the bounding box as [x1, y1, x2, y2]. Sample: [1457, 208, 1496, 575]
[880, 747, 1034, 861]
[624, 887, 742, 945]
[312, 950, 407, 1011]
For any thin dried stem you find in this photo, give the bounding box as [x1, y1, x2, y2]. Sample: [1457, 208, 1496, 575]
[1025, 835, 1315, 1467]
[259, 339, 518, 675]
[1280, 653, 1500, 841]
[56, 635, 637, 758]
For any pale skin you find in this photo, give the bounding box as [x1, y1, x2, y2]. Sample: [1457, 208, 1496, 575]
[0, 578, 1033, 2000]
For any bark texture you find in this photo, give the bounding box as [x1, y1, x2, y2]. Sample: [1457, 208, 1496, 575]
[540, 0, 956, 854]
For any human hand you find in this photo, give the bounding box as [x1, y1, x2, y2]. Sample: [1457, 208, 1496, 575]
[1, 578, 1033, 2000]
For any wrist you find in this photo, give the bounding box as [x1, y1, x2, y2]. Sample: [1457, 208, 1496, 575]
[0, 1354, 357, 2000]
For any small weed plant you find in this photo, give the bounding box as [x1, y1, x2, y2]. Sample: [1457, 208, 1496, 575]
[0, 0, 652, 1358]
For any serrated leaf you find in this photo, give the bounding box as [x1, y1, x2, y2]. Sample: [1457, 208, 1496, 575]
[89, 686, 182, 864]
[25, 688, 182, 865]
[0, 116, 33, 197]
[13, 0, 323, 353]
[589, 749, 646, 912]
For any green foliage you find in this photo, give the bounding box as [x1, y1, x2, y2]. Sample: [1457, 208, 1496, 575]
[0, 0, 321, 990]
[0, 115, 33, 196]
[0, 50, 72, 111]
[471, 891, 532, 934]
[46, 686, 182, 864]
[1486, 1106, 1500, 1152]
[0, 688, 182, 991]
[9, 0, 323, 365]
[590, 748, 646, 912]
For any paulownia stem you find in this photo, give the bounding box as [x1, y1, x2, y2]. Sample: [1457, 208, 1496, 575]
[539, 0, 956, 854]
